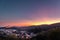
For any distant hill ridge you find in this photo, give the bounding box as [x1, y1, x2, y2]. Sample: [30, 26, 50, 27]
[0, 22, 60, 31]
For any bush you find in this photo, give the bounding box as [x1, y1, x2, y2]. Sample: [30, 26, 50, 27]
[47, 28, 60, 40]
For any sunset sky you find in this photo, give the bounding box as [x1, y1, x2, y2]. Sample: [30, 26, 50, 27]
[0, 0, 60, 26]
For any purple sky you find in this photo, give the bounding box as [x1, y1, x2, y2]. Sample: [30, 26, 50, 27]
[0, 0, 60, 26]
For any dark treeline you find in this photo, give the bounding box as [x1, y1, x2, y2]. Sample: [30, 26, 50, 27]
[0, 23, 60, 40]
[0, 28, 60, 40]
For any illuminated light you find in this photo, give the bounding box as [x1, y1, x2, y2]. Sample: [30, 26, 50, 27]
[0, 18, 60, 27]
[32, 20, 60, 26]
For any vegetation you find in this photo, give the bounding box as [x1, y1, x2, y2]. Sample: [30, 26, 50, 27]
[0, 26, 60, 40]
[31, 28, 60, 40]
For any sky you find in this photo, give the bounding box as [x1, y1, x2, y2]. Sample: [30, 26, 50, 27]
[0, 0, 60, 26]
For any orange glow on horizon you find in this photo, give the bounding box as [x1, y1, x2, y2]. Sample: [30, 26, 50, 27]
[0, 18, 60, 27]
[31, 18, 60, 26]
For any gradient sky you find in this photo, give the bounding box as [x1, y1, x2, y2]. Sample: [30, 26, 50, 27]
[0, 0, 60, 26]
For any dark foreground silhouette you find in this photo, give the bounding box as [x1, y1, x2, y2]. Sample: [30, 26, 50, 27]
[0, 28, 60, 40]
[0, 23, 60, 40]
